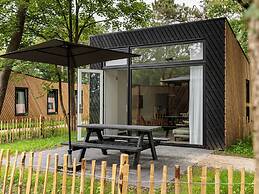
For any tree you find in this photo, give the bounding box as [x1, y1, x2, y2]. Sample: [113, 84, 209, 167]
[0, 0, 29, 115]
[0, 0, 152, 128]
[152, 0, 203, 24]
[245, 0, 259, 191]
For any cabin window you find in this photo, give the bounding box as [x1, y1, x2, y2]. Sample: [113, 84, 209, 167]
[132, 42, 204, 65]
[47, 89, 58, 114]
[15, 87, 28, 116]
[246, 79, 250, 122]
[105, 48, 129, 67]
[75, 90, 84, 113]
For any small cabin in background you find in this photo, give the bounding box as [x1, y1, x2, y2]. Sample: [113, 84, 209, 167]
[0, 72, 89, 121]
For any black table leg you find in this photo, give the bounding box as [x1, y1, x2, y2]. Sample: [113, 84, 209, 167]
[147, 132, 158, 160]
[96, 130, 108, 155]
[79, 129, 92, 162]
[133, 133, 144, 167]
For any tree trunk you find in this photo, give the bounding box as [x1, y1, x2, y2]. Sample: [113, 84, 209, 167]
[55, 66, 68, 125]
[249, 0, 259, 192]
[0, 1, 29, 114]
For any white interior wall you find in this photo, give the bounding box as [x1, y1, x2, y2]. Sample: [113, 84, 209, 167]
[104, 70, 127, 133]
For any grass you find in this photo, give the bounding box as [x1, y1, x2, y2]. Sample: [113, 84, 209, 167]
[214, 136, 254, 158]
[0, 132, 76, 155]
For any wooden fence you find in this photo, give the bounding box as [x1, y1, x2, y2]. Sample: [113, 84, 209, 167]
[0, 116, 69, 144]
[0, 150, 255, 194]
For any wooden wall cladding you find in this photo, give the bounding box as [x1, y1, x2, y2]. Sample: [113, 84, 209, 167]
[225, 22, 251, 147]
[0, 72, 89, 121]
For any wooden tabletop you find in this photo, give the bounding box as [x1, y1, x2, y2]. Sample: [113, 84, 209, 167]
[77, 124, 161, 132]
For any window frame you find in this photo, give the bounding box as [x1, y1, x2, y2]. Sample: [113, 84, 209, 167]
[47, 89, 59, 115]
[15, 87, 29, 116]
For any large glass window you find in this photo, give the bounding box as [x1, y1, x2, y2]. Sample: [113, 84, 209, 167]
[47, 89, 58, 114]
[132, 42, 203, 65]
[132, 65, 203, 145]
[15, 87, 28, 116]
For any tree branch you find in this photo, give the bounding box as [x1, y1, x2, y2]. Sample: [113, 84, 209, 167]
[235, 0, 251, 9]
[56, 0, 70, 34]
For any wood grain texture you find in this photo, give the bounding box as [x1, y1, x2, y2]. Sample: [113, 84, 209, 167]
[0, 72, 89, 121]
[225, 22, 251, 146]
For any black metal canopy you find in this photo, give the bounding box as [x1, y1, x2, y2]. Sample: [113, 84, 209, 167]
[0, 39, 139, 163]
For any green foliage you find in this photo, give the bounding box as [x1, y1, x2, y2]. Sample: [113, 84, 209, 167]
[152, 0, 203, 24]
[203, 0, 248, 54]
[223, 136, 254, 158]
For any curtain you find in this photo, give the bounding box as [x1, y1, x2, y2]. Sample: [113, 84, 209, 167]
[189, 66, 203, 145]
[16, 91, 26, 114]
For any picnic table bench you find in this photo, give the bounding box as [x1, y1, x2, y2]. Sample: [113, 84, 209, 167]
[65, 124, 165, 167]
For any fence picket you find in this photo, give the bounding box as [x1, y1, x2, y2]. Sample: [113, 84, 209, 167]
[149, 161, 155, 194]
[43, 154, 51, 194]
[118, 154, 129, 194]
[160, 165, 168, 194]
[52, 154, 59, 194]
[240, 168, 245, 194]
[8, 151, 18, 194]
[137, 164, 142, 194]
[228, 165, 233, 194]
[18, 152, 26, 194]
[34, 152, 42, 194]
[62, 154, 68, 194]
[175, 165, 180, 194]
[0, 149, 3, 176]
[100, 161, 107, 194]
[2, 149, 10, 194]
[71, 158, 77, 194]
[90, 160, 96, 194]
[201, 166, 207, 194]
[79, 159, 87, 194]
[187, 166, 192, 194]
[111, 164, 117, 194]
[25, 152, 34, 194]
[215, 167, 220, 194]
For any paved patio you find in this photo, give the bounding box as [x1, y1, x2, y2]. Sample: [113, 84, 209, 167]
[8, 145, 212, 187]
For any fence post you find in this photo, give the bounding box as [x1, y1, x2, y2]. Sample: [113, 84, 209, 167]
[34, 152, 42, 194]
[111, 164, 117, 194]
[100, 161, 107, 194]
[71, 158, 77, 194]
[52, 154, 59, 194]
[2, 149, 10, 194]
[187, 166, 192, 194]
[228, 165, 233, 194]
[90, 160, 96, 194]
[62, 154, 68, 194]
[201, 166, 207, 194]
[137, 164, 142, 194]
[149, 161, 155, 194]
[215, 167, 220, 194]
[25, 152, 34, 194]
[240, 168, 245, 194]
[18, 152, 26, 194]
[79, 158, 87, 194]
[8, 151, 18, 194]
[160, 165, 168, 194]
[0, 149, 3, 176]
[118, 154, 129, 194]
[175, 165, 180, 194]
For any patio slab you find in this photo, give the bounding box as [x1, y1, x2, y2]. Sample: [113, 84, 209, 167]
[8, 145, 212, 187]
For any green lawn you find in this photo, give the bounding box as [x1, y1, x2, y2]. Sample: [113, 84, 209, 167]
[0, 166, 254, 194]
[215, 136, 254, 158]
[0, 133, 76, 155]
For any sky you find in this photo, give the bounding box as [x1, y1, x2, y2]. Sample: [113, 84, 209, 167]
[144, 0, 202, 8]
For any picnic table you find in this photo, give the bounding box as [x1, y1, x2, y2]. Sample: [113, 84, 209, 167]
[67, 124, 166, 167]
